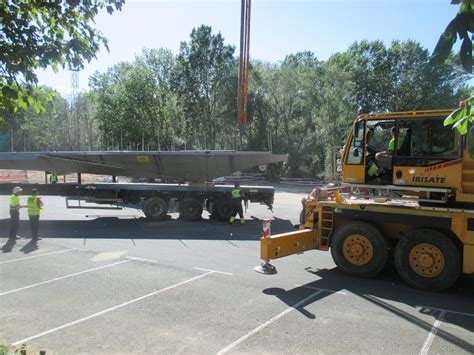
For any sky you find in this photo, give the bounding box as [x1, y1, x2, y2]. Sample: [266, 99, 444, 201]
[36, 0, 462, 96]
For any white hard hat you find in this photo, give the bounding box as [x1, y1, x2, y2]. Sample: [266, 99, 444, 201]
[13, 186, 23, 194]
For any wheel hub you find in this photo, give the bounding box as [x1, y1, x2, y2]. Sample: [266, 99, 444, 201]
[342, 234, 373, 266]
[151, 204, 163, 215]
[409, 243, 444, 278]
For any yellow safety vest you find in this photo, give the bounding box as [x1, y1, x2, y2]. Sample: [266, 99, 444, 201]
[231, 188, 241, 199]
[10, 194, 20, 210]
[27, 196, 41, 216]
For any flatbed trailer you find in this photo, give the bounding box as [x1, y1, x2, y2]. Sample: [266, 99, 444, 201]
[0, 182, 275, 221]
[259, 191, 474, 291]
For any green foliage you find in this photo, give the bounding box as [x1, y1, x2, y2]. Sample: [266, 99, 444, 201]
[0, 0, 124, 120]
[90, 48, 184, 150]
[172, 25, 235, 149]
[0, 344, 10, 355]
[444, 96, 474, 134]
[432, 0, 474, 72]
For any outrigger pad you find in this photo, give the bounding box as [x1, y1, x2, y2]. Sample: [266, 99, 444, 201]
[254, 262, 277, 275]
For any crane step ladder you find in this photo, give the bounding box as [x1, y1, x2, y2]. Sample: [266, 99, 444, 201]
[319, 206, 333, 251]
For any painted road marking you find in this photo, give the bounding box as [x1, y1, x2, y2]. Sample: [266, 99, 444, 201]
[193, 267, 233, 276]
[296, 284, 347, 295]
[416, 306, 474, 318]
[125, 256, 161, 264]
[419, 310, 447, 355]
[217, 290, 325, 355]
[12, 271, 215, 346]
[0, 249, 75, 265]
[0, 260, 131, 297]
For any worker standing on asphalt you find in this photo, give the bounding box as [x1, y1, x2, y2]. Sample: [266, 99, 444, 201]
[9, 186, 24, 243]
[50, 172, 58, 184]
[229, 182, 245, 224]
[27, 188, 44, 241]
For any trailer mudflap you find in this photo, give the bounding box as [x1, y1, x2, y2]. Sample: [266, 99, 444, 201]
[260, 229, 319, 260]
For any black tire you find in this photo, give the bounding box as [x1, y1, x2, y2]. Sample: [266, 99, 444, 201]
[331, 222, 388, 277]
[212, 198, 234, 221]
[394, 229, 461, 292]
[143, 197, 168, 221]
[179, 198, 203, 221]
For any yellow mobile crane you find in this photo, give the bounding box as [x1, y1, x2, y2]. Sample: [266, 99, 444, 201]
[257, 108, 474, 291]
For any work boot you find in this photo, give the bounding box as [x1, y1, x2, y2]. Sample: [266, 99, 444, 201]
[229, 216, 235, 224]
[33, 237, 42, 241]
[15, 236, 21, 240]
[240, 218, 245, 224]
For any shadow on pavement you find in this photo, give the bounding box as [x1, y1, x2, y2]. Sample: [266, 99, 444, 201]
[0, 216, 296, 241]
[19, 239, 39, 254]
[262, 267, 474, 352]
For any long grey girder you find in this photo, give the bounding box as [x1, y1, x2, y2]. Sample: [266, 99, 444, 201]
[0, 151, 287, 183]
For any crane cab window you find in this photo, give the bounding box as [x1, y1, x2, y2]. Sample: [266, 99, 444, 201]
[395, 118, 459, 165]
[346, 122, 365, 165]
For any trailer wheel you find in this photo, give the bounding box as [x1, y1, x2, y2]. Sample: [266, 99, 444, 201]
[331, 222, 388, 277]
[394, 229, 460, 291]
[213, 198, 234, 221]
[179, 198, 203, 221]
[143, 197, 168, 221]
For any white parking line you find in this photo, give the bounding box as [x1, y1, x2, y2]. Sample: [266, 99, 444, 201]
[416, 306, 474, 318]
[193, 267, 233, 276]
[419, 310, 447, 355]
[295, 284, 347, 295]
[0, 260, 131, 297]
[12, 271, 214, 346]
[0, 249, 75, 265]
[125, 256, 161, 263]
[217, 290, 324, 355]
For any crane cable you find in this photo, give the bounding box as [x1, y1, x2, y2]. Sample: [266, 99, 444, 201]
[238, 0, 251, 126]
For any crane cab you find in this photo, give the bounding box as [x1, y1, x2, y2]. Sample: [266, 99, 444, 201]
[341, 109, 474, 206]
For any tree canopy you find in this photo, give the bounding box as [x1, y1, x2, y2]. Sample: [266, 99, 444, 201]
[0, 0, 124, 118]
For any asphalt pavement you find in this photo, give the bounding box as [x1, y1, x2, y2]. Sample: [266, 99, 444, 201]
[0, 191, 473, 354]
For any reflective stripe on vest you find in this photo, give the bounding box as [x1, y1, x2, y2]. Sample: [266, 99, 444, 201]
[10, 194, 20, 210]
[231, 188, 241, 199]
[27, 196, 41, 216]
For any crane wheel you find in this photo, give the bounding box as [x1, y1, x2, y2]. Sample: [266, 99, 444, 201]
[394, 229, 461, 291]
[331, 222, 388, 277]
[179, 198, 203, 221]
[212, 198, 234, 221]
[143, 197, 168, 221]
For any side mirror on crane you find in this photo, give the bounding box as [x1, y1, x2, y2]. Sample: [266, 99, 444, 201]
[353, 147, 360, 157]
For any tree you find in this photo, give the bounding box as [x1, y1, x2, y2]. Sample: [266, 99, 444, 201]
[338, 40, 470, 114]
[0, 0, 124, 118]
[172, 25, 235, 149]
[433, 0, 474, 73]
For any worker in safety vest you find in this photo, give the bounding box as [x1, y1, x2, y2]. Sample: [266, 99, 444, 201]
[8, 186, 25, 243]
[368, 126, 404, 179]
[27, 188, 44, 241]
[50, 173, 58, 184]
[376, 127, 404, 160]
[229, 183, 245, 224]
